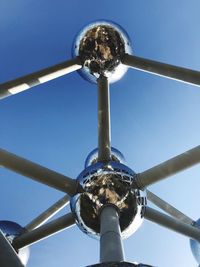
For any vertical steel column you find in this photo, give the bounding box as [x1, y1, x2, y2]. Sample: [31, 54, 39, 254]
[0, 230, 24, 267]
[97, 75, 111, 162]
[100, 205, 124, 263]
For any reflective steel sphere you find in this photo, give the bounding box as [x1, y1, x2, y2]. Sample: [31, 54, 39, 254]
[85, 147, 125, 168]
[72, 20, 132, 83]
[190, 218, 200, 264]
[0, 220, 30, 266]
[71, 160, 146, 239]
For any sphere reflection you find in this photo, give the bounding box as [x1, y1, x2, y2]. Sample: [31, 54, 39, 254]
[0, 220, 30, 266]
[71, 161, 146, 240]
[72, 20, 132, 83]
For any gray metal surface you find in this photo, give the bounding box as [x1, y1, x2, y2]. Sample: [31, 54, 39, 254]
[97, 76, 111, 162]
[0, 58, 82, 99]
[100, 205, 124, 263]
[13, 213, 75, 249]
[0, 148, 81, 196]
[122, 54, 200, 87]
[87, 262, 154, 267]
[146, 190, 194, 225]
[25, 195, 70, 231]
[134, 145, 200, 189]
[0, 230, 24, 267]
[144, 206, 200, 241]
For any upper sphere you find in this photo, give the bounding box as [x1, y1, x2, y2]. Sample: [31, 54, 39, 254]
[70, 161, 146, 240]
[72, 20, 132, 83]
[85, 147, 125, 168]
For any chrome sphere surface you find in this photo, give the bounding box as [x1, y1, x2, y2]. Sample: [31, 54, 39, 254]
[85, 147, 125, 168]
[72, 20, 132, 83]
[71, 161, 146, 239]
[190, 218, 200, 264]
[0, 220, 30, 266]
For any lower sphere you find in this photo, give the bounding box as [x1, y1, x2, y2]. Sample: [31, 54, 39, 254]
[71, 161, 146, 239]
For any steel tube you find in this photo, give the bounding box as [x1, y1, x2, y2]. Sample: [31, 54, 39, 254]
[144, 206, 200, 242]
[146, 190, 194, 225]
[0, 230, 24, 267]
[122, 54, 200, 87]
[134, 145, 200, 189]
[100, 205, 124, 263]
[0, 58, 82, 99]
[97, 75, 111, 162]
[0, 148, 81, 196]
[25, 195, 70, 231]
[13, 213, 75, 250]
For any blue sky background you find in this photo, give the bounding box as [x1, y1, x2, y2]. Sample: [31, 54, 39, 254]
[0, 1, 200, 266]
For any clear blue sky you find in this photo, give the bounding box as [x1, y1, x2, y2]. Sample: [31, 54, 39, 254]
[0, 1, 200, 266]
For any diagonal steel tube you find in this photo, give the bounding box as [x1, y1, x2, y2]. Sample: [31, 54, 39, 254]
[25, 195, 70, 231]
[122, 53, 200, 87]
[134, 145, 200, 189]
[144, 206, 200, 242]
[146, 190, 194, 225]
[0, 148, 82, 196]
[0, 57, 82, 99]
[0, 230, 24, 267]
[13, 213, 75, 250]
[97, 75, 111, 162]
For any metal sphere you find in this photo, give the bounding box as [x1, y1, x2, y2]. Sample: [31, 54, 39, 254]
[70, 161, 146, 239]
[72, 20, 132, 83]
[190, 218, 200, 264]
[85, 147, 125, 168]
[0, 220, 30, 266]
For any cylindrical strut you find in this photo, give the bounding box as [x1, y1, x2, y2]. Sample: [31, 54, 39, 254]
[13, 213, 75, 250]
[144, 206, 200, 242]
[25, 195, 70, 231]
[100, 205, 124, 263]
[0, 148, 79, 196]
[97, 75, 111, 162]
